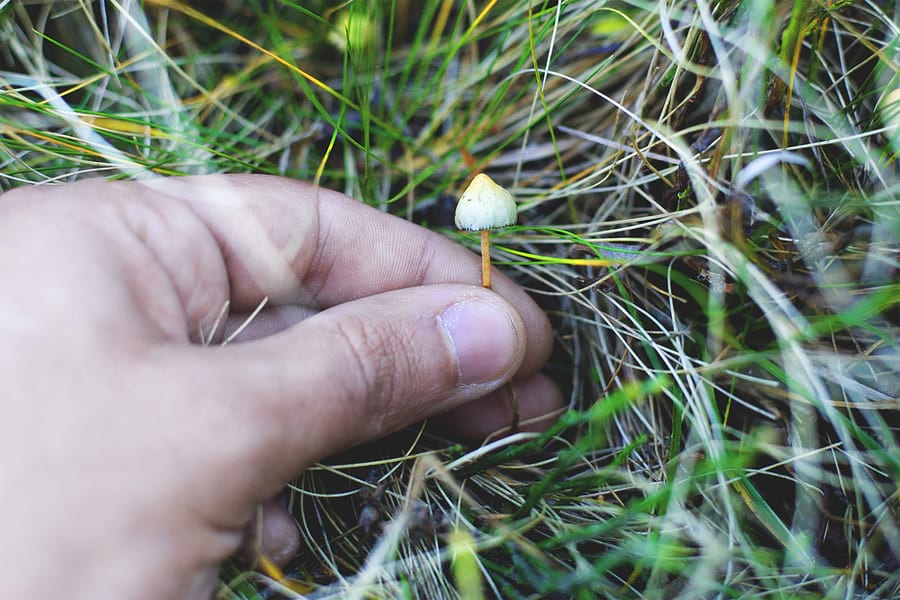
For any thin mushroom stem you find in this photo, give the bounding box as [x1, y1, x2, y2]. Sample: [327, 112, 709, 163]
[480, 229, 492, 289]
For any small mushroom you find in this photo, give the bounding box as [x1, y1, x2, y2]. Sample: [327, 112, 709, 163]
[455, 173, 517, 289]
[455, 173, 520, 433]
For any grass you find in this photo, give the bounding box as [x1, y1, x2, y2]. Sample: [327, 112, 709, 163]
[2, 0, 899, 598]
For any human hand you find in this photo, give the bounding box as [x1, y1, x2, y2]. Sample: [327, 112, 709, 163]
[0, 175, 561, 599]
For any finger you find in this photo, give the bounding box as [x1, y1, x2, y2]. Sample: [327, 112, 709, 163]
[184, 284, 526, 488]
[434, 372, 565, 440]
[152, 174, 522, 306]
[237, 497, 300, 569]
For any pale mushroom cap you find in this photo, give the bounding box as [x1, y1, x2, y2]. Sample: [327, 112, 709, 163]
[454, 173, 518, 231]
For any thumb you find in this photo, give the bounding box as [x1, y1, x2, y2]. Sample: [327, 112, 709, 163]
[197, 283, 525, 483]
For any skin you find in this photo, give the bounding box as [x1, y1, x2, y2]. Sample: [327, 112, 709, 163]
[0, 174, 562, 599]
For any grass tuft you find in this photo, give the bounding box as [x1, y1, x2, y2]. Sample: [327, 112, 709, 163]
[3, 1, 898, 598]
